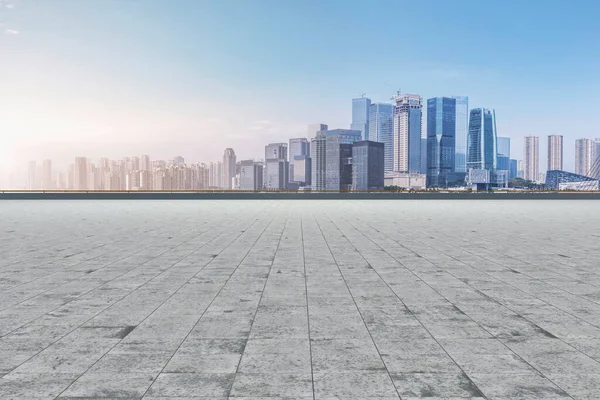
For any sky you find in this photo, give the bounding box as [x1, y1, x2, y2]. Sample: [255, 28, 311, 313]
[1, 0, 599, 184]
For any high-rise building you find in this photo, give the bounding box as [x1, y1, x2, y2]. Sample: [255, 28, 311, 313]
[264, 143, 288, 190]
[452, 96, 468, 173]
[547, 135, 563, 171]
[524, 136, 539, 181]
[392, 93, 423, 173]
[141, 155, 151, 172]
[208, 161, 222, 188]
[426, 97, 456, 188]
[420, 138, 427, 175]
[222, 148, 236, 190]
[497, 137, 510, 158]
[289, 138, 310, 185]
[312, 129, 361, 191]
[239, 160, 264, 191]
[517, 160, 525, 178]
[352, 141, 384, 191]
[351, 97, 371, 141]
[509, 159, 518, 180]
[467, 108, 497, 171]
[293, 155, 311, 187]
[575, 138, 594, 177]
[173, 156, 185, 166]
[368, 103, 393, 172]
[74, 157, 87, 190]
[308, 123, 328, 138]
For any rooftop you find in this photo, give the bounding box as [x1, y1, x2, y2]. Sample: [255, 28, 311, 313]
[1, 200, 599, 399]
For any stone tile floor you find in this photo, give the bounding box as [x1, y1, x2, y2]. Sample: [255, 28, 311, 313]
[0, 200, 599, 399]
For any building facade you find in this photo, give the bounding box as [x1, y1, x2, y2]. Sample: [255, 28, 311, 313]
[497, 137, 510, 158]
[368, 103, 393, 172]
[524, 136, 539, 181]
[452, 96, 468, 173]
[426, 97, 456, 188]
[351, 97, 371, 141]
[392, 93, 422, 173]
[547, 135, 563, 171]
[466, 108, 497, 171]
[222, 148, 236, 190]
[575, 138, 595, 177]
[289, 138, 310, 186]
[324, 130, 361, 191]
[264, 143, 288, 190]
[239, 160, 264, 191]
[352, 141, 385, 191]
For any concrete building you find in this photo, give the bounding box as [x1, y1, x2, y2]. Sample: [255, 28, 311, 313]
[311, 129, 361, 191]
[467, 108, 497, 171]
[239, 160, 264, 191]
[384, 172, 426, 190]
[524, 136, 539, 182]
[575, 138, 595, 177]
[74, 157, 87, 190]
[222, 148, 236, 190]
[293, 156, 311, 187]
[352, 141, 384, 191]
[264, 143, 288, 190]
[547, 135, 563, 171]
[392, 93, 423, 173]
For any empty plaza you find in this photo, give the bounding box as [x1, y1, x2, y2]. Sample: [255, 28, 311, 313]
[1, 199, 600, 399]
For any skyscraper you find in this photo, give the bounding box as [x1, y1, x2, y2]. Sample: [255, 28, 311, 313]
[509, 159, 518, 180]
[222, 148, 236, 190]
[368, 103, 393, 172]
[352, 141, 385, 191]
[141, 155, 151, 171]
[497, 137, 511, 158]
[351, 97, 371, 141]
[426, 97, 456, 188]
[264, 143, 288, 190]
[392, 93, 423, 173]
[575, 138, 595, 176]
[452, 96, 469, 173]
[325, 130, 361, 191]
[289, 138, 310, 185]
[524, 136, 539, 181]
[467, 108, 497, 171]
[547, 135, 563, 171]
[308, 123, 328, 138]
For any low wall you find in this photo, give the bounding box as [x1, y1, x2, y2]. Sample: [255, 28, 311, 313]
[1, 191, 600, 200]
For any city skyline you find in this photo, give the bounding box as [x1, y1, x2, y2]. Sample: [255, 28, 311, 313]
[2, 0, 600, 187]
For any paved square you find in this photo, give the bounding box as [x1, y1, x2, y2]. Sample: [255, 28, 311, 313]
[1, 200, 600, 399]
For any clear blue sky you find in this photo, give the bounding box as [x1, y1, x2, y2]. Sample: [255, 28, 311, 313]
[1, 0, 599, 174]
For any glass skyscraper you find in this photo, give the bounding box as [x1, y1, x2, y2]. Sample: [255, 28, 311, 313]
[426, 97, 456, 187]
[497, 137, 510, 158]
[351, 97, 371, 141]
[368, 103, 393, 173]
[467, 108, 497, 171]
[452, 96, 468, 172]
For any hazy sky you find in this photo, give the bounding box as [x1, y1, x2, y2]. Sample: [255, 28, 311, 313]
[1, 0, 599, 179]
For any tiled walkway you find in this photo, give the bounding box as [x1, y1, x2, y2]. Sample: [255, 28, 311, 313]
[1, 200, 600, 399]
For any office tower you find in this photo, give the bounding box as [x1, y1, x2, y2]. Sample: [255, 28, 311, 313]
[239, 160, 264, 191]
[467, 108, 497, 171]
[308, 123, 328, 138]
[208, 161, 222, 188]
[351, 96, 371, 141]
[41, 159, 53, 190]
[547, 135, 563, 171]
[368, 103, 393, 172]
[509, 159, 517, 180]
[222, 148, 236, 190]
[497, 155, 510, 171]
[311, 129, 361, 191]
[420, 138, 427, 174]
[74, 157, 87, 190]
[497, 137, 510, 158]
[452, 96, 469, 172]
[141, 155, 151, 171]
[289, 138, 310, 185]
[264, 143, 288, 190]
[524, 136, 539, 181]
[517, 160, 524, 178]
[352, 141, 384, 191]
[426, 97, 456, 187]
[293, 155, 311, 186]
[392, 93, 422, 173]
[130, 156, 140, 171]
